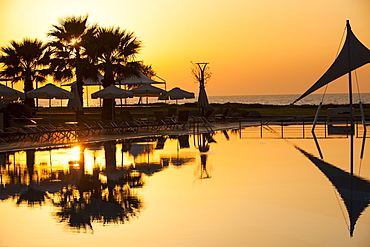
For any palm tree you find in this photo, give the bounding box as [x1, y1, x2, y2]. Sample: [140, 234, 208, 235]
[47, 15, 97, 113]
[84, 26, 142, 120]
[0, 38, 51, 108]
[137, 61, 156, 79]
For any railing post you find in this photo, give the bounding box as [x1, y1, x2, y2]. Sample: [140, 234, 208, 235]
[281, 121, 284, 138]
[239, 121, 242, 139]
[260, 121, 263, 138]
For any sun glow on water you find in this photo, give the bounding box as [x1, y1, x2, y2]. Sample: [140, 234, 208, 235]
[70, 145, 80, 162]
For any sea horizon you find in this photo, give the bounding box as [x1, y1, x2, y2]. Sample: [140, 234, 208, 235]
[35, 92, 370, 108]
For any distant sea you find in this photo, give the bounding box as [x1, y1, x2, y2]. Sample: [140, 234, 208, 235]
[37, 93, 370, 107]
[208, 93, 370, 105]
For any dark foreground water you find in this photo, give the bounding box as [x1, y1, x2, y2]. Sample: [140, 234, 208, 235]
[0, 128, 370, 246]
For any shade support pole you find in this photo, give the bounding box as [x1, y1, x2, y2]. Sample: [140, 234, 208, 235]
[347, 20, 354, 177]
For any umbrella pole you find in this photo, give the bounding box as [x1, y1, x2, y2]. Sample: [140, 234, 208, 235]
[146, 96, 149, 121]
[112, 99, 114, 121]
[48, 99, 51, 125]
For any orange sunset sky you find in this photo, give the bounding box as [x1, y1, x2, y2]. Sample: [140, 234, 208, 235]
[0, 0, 369, 97]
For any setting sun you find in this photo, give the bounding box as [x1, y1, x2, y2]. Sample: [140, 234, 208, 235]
[69, 38, 81, 46]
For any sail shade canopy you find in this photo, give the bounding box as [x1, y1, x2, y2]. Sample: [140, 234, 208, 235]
[62, 74, 104, 86]
[62, 73, 164, 87]
[294, 21, 370, 104]
[118, 72, 164, 85]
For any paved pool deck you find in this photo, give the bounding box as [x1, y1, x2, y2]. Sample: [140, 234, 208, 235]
[0, 121, 260, 153]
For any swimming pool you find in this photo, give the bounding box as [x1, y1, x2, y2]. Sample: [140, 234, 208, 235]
[0, 129, 369, 246]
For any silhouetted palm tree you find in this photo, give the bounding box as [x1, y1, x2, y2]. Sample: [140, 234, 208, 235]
[47, 15, 97, 113]
[84, 26, 142, 120]
[137, 61, 156, 79]
[0, 38, 50, 108]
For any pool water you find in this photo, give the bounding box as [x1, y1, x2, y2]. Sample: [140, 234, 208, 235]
[0, 129, 370, 247]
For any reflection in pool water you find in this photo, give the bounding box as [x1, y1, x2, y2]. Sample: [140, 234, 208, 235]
[0, 129, 370, 246]
[295, 146, 370, 237]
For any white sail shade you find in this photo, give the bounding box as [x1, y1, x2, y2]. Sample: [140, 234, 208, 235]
[294, 21, 370, 104]
[118, 72, 164, 85]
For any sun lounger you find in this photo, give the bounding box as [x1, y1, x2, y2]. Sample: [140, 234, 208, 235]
[173, 111, 191, 129]
[120, 110, 147, 133]
[96, 121, 125, 135]
[153, 111, 176, 131]
[166, 107, 177, 122]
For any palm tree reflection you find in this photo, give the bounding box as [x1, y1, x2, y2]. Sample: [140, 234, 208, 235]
[51, 141, 143, 230]
[0, 135, 201, 231]
[52, 179, 142, 230]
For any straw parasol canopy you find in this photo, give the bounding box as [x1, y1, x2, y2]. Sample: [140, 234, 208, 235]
[131, 84, 167, 119]
[27, 83, 74, 99]
[91, 85, 134, 120]
[0, 84, 25, 100]
[26, 83, 74, 124]
[91, 84, 134, 99]
[158, 87, 194, 101]
[131, 84, 166, 97]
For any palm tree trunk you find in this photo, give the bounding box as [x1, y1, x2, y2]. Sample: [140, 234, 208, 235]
[75, 55, 84, 115]
[102, 69, 115, 121]
[24, 73, 35, 109]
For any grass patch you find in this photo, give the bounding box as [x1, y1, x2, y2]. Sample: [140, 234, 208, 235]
[33, 103, 370, 126]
